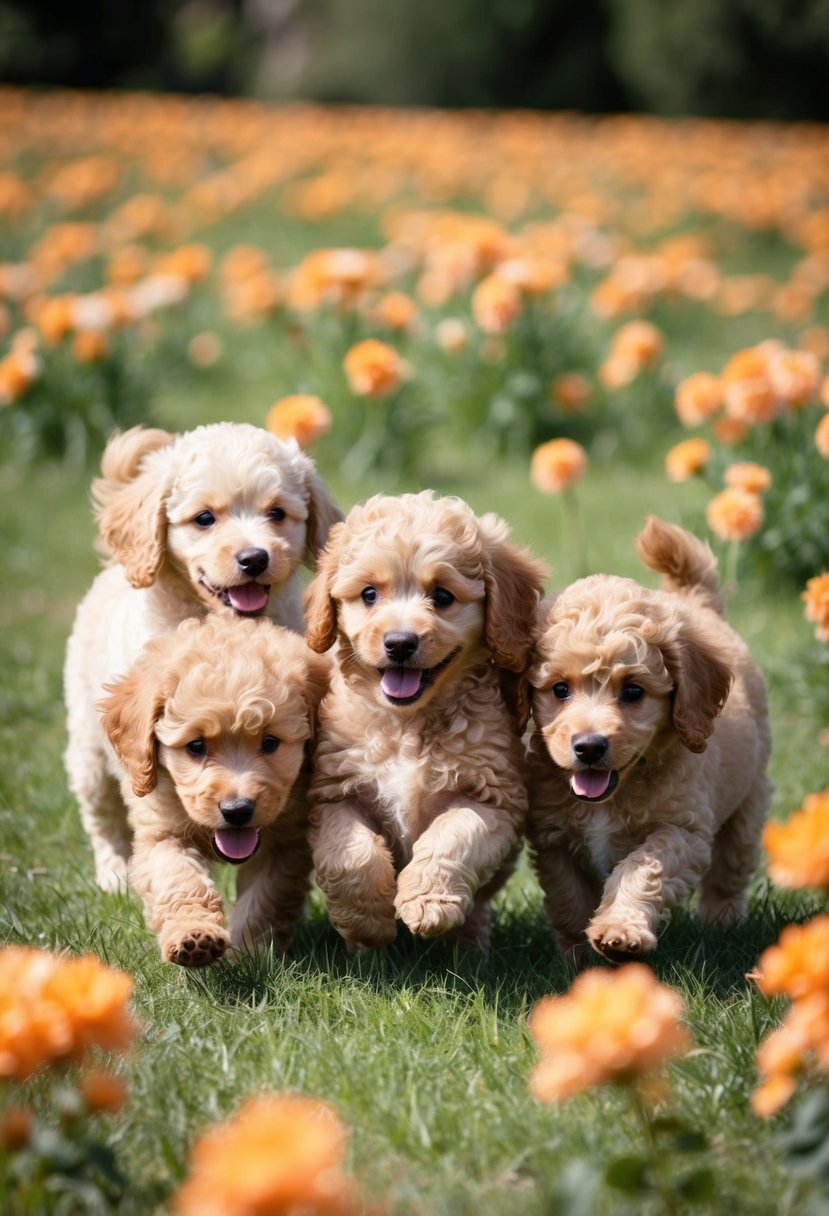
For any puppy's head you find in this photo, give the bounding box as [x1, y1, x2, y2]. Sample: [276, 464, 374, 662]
[99, 616, 329, 863]
[529, 575, 733, 802]
[94, 423, 342, 615]
[304, 491, 547, 717]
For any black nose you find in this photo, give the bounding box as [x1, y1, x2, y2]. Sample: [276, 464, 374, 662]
[236, 547, 269, 577]
[572, 733, 609, 765]
[219, 797, 255, 826]
[383, 631, 420, 662]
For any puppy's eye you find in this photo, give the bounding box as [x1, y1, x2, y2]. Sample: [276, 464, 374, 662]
[193, 511, 215, 528]
[261, 735, 280, 754]
[267, 506, 286, 523]
[361, 586, 378, 605]
[620, 683, 644, 704]
[431, 587, 455, 609]
[552, 681, 571, 700]
[186, 738, 207, 757]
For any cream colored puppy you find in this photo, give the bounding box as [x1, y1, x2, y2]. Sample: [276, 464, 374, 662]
[527, 516, 771, 964]
[65, 422, 341, 892]
[99, 615, 329, 965]
[305, 491, 548, 952]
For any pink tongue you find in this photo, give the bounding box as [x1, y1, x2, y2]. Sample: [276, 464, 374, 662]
[381, 667, 424, 699]
[214, 827, 260, 861]
[571, 770, 613, 799]
[227, 583, 269, 613]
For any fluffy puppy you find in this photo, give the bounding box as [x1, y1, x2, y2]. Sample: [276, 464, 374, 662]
[304, 491, 548, 952]
[65, 422, 342, 892]
[99, 615, 329, 966]
[527, 515, 772, 964]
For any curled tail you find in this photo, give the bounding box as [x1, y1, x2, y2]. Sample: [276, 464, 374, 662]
[636, 515, 724, 614]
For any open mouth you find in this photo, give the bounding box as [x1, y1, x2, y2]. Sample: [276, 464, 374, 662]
[200, 577, 270, 616]
[569, 769, 620, 802]
[213, 826, 261, 864]
[379, 647, 460, 706]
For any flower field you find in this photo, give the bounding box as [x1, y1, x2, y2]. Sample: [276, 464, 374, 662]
[1, 86, 829, 1214]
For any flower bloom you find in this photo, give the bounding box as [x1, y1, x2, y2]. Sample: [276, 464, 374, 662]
[372, 290, 418, 332]
[756, 916, 829, 1001]
[723, 462, 772, 494]
[0, 347, 38, 404]
[343, 338, 406, 398]
[266, 394, 332, 448]
[550, 372, 591, 412]
[705, 487, 763, 542]
[803, 573, 829, 641]
[471, 273, 522, 334]
[815, 411, 829, 458]
[530, 438, 587, 494]
[0, 948, 137, 1080]
[767, 347, 821, 408]
[610, 319, 664, 369]
[434, 317, 468, 354]
[529, 964, 692, 1102]
[81, 1068, 129, 1114]
[173, 1093, 359, 1216]
[764, 792, 829, 892]
[674, 372, 722, 427]
[665, 437, 711, 482]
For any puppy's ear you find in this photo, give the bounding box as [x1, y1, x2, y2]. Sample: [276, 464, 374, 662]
[304, 651, 332, 737]
[303, 471, 345, 567]
[478, 513, 549, 672]
[98, 650, 167, 797]
[92, 427, 176, 588]
[303, 522, 347, 653]
[662, 625, 733, 753]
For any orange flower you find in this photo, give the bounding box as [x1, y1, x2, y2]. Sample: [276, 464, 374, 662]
[434, 317, 468, 354]
[610, 319, 663, 368]
[764, 792, 829, 892]
[81, 1068, 128, 1114]
[723, 462, 772, 494]
[598, 354, 639, 390]
[266, 395, 332, 448]
[0, 347, 38, 404]
[712, 416, 749, 446]
[803, 572, 829, 641]
[173, 1093, 358, 1216]
[752, 990, 829, 1116]
[39, 953, 137, 1060]
[821, 375, 829, 409]
[530, 438, 587, 494]
[705, 487, 763, 542]
[471, 273, 522, 334]
[674, 372, 722, 427]
[550, 372, 591, 412]
[815, 411, 829, 459]
[756, 915, 829, 1000]
[371, 290, 418, 332]
[665, 437, 711, 483]
[529, 964, 692, 1102]
[767, 347, 821, 408]
[0, 1106, 33, 1152]
[72, 330, 108, 362]
[188, 331, 223, 368]
[343, 338, 406, 398]
[721, 345, 780, 424]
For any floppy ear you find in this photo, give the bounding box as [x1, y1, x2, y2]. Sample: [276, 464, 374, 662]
[478, 513, 549, 672]
[303, 522, 347, 653]
[98, 652, 167, 797]
[662, 625, 734, 753]
[303, 650, 332, 738]
[303, 471, 345, 567]
[92, 427, 176, 588]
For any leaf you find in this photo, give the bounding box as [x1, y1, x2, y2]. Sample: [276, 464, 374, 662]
[604, 1154, 652, 1194]
[674, 1130, 709, 1154]
[677, 1166, 715, 1201]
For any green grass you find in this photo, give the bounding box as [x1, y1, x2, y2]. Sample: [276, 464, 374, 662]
[0, 417, 826, 1213]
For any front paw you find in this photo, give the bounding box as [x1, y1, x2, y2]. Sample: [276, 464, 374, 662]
[161, 925, 230, 967]
[587, 918, 657, 962]
[394, 881, 468, 938]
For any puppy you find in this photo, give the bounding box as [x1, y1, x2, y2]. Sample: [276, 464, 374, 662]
[99, 615, 329, 965]
[304, 491, 548, 952]
[527, 515, 772, 964]
[65, 422, 342, 892]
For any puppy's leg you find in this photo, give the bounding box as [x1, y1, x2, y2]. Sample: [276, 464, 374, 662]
[129, 832, 229, 966]
[395, 800, 519, 940]
[65, 735, 132, 892]
[532, 845, 601, 967]
[231, 822, 313, 953]
[311, 801, 397, 950]
[587, 825, 712, 961]
[698, 774, 772, 923]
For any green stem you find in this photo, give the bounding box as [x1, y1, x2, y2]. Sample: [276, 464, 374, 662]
[630, 1084, 680, 1216]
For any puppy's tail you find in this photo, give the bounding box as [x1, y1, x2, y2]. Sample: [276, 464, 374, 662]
[637, 515, 724, 614]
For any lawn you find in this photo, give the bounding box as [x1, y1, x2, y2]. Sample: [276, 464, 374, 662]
[1, 87, 828, 1214]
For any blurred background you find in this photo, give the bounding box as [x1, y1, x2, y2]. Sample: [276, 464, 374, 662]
[2, 0, 829, 120]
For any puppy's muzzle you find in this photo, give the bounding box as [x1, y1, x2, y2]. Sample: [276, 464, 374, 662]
[572, 733, 608, 766]
[383, 631, 419, 662]
[219, 797, 255, 826]
[236, 547, 269, 577]
[570, 733, 619, 802]
[214, 797, 260, 864]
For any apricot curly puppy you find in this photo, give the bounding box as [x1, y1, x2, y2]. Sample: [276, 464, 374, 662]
[65, 422, 341, 893]
[305, 491, 548, 952]
[99, 615, 329, 966]
[527, 515, 772, 965]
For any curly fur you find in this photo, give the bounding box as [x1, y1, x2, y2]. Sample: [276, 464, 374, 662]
[527, 515, 772, 964]
[305, 491, 548, 952]
[65, 422, 342, 891]
[98, 615, 330, 965]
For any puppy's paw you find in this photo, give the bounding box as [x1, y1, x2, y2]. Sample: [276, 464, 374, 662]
[162, 926, 230, 967]
[328, 903, 397, 951]
[395, 889, 468, 938]
[95, 858, 129, 894]
[587, 918, 657, 962]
